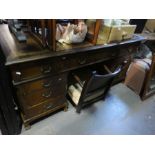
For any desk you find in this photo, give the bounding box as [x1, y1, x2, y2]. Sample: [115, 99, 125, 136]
[0, 24, 145, 129]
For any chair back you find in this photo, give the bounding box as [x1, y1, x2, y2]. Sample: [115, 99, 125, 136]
[79, 66, 122, 105]
[86, 67, 121, 93]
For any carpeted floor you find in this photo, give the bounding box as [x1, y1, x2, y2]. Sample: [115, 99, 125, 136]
[21, 83, 155, 135]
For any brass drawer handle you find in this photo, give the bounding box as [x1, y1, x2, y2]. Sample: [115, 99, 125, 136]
[128, 48, 133, 53]
[78, 59, 86, 65]
[41, 65, 52, 74]
[61, 56, 66, 60]
[124, 60, 128, 64]
[42, 91, 52, 98]
[42, 78, 62, 88]
[15, 71, 21, 76]
[111, 53, 116, 57]
[58, 78, 62, 81]
[42, 81, 52, 88]
[15, 71, 22, 80]
[45, 104, 53, 110]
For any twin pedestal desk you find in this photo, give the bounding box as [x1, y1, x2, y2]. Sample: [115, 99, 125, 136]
[0, 25, 145, 129]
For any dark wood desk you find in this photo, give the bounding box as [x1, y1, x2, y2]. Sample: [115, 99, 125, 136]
[0, 24, 145, 129]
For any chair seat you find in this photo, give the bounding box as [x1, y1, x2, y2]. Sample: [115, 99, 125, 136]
[68, 84, 82, 105]
[68, 83, 106, 105]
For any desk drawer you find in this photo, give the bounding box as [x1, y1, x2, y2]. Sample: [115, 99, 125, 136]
[11, 61, 57, 83]
[18, 73, 67, 94]
[77, 50, 117, 65]
[23, 95, 66, 119]
[117, 45, 138, 57]
[53, 50, 117, 71]
[11, 50, 116, 83]
[17, 83, 66, 109]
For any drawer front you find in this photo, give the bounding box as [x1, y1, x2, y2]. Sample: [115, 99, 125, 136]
[117, 45, 138, 57]
[77, 50, 117, 65]
[11, 62, 57, 83]
[54, 50, 117, 71]
[17, 83, 66, 109]
[11, 50, 117, 83]
[23, 95, 66, 119]
[19, 73, 67, 94]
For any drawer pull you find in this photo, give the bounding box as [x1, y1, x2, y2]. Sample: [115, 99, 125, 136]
[62, 56, 66, 60]
[128, 48, 133, 53]
[111, 53, 116, 57]
[41, 65, 52, 74]
[79, 59, 86, 65]
[124, 60, 128, 64]
[15, 71, 21, 76]
[45, 104, 53, 110]
[42, 91, 52, 98]
[42, 81, 51, 88]
[58, 78, 62, 81]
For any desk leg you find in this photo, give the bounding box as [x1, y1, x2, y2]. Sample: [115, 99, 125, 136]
[64, 102, 68, 112]
[24, 123, 31, 130]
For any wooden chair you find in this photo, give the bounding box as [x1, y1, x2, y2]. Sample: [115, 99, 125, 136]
[67, 65, 123, 113]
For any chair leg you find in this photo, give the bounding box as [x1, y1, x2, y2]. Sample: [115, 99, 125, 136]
[76, 108, 81, 113]
[102, 95, 106, 101]
[102, 84, 112, 100]
[103, 88, 110, 100]
[102, 91, 109, 101]
[76, 105, 82, 113]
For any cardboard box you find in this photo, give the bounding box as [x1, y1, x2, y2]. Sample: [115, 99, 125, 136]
[97, 24, 137, 44]
[145, 19, 155, 32]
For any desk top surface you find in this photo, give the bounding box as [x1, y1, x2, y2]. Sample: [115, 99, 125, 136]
[0, 24, 145, 66]
[140, 32, 155, 41]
